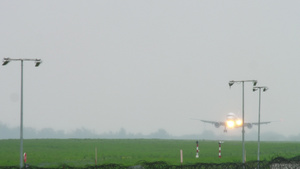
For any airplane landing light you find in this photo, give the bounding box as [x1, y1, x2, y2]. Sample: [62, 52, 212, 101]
[236, 120, 243, 126]
[226, 120, 235, 128]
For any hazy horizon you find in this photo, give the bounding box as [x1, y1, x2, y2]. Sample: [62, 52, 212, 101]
[1, 122, 299, 141]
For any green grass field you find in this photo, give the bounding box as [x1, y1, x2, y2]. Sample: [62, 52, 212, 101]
[0, 139, 299, 167]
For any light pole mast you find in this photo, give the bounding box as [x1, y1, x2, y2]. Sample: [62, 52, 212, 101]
[20, 60, 24, 168]
[229, 80, 257, 164]
[253, 86, 268, 169]
[2, 58, 42, 169]
[242, 81, 245, 162]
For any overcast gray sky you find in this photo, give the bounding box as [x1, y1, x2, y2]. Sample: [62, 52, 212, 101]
[1, 0, 300, 138]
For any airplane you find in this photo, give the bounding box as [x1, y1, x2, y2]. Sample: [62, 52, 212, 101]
[193, 112, 272, 132]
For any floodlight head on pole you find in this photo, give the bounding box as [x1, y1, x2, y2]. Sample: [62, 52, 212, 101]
[229, 80, 257, 88]
[35, 59, 42, 67]
[2, 58, 10, 66]
[253, 86, 268, 92]
[253, 80, 258, 86]
[229, 81, 234, 87]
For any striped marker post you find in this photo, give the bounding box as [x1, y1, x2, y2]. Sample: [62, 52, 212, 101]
[196, 140, 199, 158]
[95, 147, 97, 165]
[24, 152, 27, 164]
[180, 149, 183, 166]
[218, 141, 224, 158]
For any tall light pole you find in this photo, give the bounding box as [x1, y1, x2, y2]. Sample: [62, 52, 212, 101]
[229, 80, 257, 164]
[253, 86, 268, 169]
[2, 58, 42, 169]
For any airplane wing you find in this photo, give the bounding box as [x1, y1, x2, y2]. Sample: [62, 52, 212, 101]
[191, 119, 225, 127]
[243, 121, 272, 129]
[201, 120, 225, 125]
[248, 121, 272, 125]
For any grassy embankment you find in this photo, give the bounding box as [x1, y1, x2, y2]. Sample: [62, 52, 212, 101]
[0, 139, 299, 167]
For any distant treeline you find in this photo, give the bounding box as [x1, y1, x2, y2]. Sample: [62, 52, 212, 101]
[1, 122, 300, 141]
